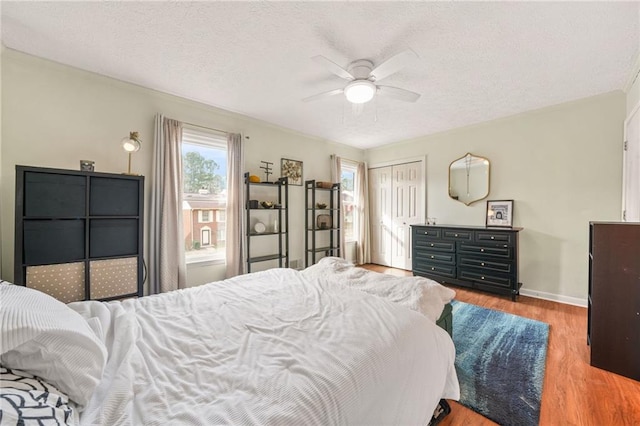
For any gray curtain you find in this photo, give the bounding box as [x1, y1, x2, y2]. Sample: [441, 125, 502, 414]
[356, 161, 371, 264]
[225, 133, 245, 278]
[149, 114, 187, 294]
[330, 155, 346, 259]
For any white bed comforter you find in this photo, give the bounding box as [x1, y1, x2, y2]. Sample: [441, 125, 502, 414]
[71, 267, 459, 426]
[301, 258, 457, 323]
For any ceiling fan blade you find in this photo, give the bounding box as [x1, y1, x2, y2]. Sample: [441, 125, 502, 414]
[370, 49, 418, 81]
[377, 85, 421, 103]
[312, 55, 355, 81]
[302, 88, 344, 103]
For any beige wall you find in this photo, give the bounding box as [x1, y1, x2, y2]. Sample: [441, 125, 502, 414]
[1, 49, 363, 289]
[1, 48, 628, 302]
[367, 92, 625, 303]
[627, 57, 640, 115]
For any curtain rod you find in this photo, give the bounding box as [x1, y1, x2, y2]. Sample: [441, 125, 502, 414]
[183, 121, 229, 135]
[331, 154, 360, 164]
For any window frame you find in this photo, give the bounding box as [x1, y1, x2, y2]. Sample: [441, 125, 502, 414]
[182, 126, 228, 265]
[340, 160, 358, 243]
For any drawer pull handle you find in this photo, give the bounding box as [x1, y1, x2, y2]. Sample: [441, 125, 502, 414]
[454, 234, 458, 237]
[430, 243, 434, 247]
[430, 256, 434, 259]
[481, 262, 485, 266]
[431, 267, 435, 270]
[424, 232, 428, 234]
[481, 276, 485, 280]
[480, 248, 484, 252]
[491, 236, 495, 240]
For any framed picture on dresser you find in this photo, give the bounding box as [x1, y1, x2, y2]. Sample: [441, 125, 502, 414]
[486, 199, 514, 227]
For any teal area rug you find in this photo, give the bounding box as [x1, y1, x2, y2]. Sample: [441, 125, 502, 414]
[452, 301, 549, 426]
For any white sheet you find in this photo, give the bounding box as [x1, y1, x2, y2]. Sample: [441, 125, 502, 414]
[71, 268, 459, 425]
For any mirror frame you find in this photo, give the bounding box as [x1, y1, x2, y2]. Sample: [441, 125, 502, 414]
[448, 152, 491, 206]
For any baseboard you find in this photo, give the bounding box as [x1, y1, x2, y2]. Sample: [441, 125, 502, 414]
[519, 288, 587, 308]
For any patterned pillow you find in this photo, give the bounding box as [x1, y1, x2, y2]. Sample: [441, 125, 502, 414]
[0, 366, 75, 425]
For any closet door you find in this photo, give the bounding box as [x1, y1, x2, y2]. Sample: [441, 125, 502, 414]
[391, 162, 423, 270]
[369, 166, 392, 266]
[623, 105, 640, 222]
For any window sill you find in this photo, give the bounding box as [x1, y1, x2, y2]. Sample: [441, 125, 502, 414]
[186, 257, 225, 267]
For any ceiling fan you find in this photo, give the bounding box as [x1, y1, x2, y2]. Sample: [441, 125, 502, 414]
[303, 49, 421, 104]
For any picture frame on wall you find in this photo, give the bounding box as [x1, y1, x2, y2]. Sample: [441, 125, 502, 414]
[281, 158, 303, 186]
[486, 200, 514, 227]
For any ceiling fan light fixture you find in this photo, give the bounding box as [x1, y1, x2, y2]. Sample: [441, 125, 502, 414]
[344, 80, 376, 104]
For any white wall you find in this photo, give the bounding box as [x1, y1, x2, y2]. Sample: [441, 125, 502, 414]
[627, 55, 640, 115]
[0, 49, 363, 290]
[366, 92, 625, 303]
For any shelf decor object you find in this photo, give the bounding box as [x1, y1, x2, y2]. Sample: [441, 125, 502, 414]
[244, 172, 288, 272]
[305, 179, 341, 267]
[14, 165, 144, 302]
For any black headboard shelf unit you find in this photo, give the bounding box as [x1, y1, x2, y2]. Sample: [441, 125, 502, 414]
[14, 165, 144, 303]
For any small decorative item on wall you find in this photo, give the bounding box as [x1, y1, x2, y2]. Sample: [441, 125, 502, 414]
[80, 160, 95, 172]
[486, 200, 514, 227]
[281, 158, 303, 186]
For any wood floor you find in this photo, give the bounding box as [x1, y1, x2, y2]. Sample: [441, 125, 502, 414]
[362, 264, 640, 426]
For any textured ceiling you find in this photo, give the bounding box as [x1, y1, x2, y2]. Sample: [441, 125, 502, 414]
[2, 2, 638, 149]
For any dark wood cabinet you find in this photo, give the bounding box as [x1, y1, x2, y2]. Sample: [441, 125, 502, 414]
[588, 222, 640, 381]
[411, 224, 522, 300]
[15, 165, 144, 303]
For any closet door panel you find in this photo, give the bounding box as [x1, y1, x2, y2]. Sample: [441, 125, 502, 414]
[391, 163, 408, 269]
[369, 167, 392, 266]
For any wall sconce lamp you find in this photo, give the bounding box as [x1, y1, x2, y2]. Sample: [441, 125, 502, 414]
[121, 131, 141, 175]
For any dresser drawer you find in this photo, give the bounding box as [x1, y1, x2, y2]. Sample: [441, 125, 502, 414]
[459, 242, 513, 258]
[459, 256, 514, 274]
[415, 249, 455, 265]
[414, 239, 455, 252]
[414, 259, 456, 278]
[476, 231, 514, 244]
[458, 269, 514, 288]
[412, 226, 442, 239]
[442, 228, 473, 241]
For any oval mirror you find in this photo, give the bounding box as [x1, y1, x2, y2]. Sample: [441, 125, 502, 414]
[448, 153, 490, 206]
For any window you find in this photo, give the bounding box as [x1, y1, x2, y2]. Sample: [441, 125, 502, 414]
[341, 161, 357, 242]
[216, 210, 226, 222]
[182, 127, 227, 263]
[199, 210, 212, 223]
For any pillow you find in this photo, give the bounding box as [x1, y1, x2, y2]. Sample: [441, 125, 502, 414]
[0, 366, 76, 425]
[0, 282, 107, 409]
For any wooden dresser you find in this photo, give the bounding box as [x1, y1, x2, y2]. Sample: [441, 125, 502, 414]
[411, 224, 522, 300]
[588, 222, 640, 381]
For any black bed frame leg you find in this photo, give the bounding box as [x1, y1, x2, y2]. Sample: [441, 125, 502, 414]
[429, 399, 451, 426]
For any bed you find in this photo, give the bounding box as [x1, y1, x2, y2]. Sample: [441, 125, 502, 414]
[1, 257, 459, 425]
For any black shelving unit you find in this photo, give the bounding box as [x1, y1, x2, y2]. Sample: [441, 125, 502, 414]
[14, 165, 144, 303]
[305, 180, 341, 267]
[245, 172, 289, 272]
